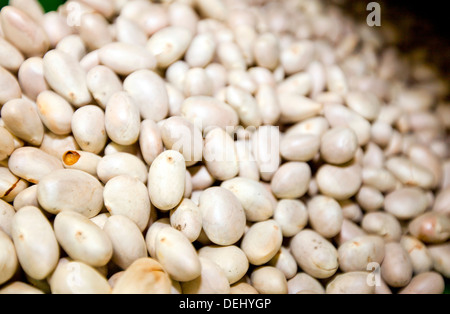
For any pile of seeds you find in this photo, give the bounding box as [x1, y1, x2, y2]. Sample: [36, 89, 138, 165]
[0, 0, 449, 294]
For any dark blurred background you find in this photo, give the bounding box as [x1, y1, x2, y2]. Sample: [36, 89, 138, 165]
[331, 0, 450, 77]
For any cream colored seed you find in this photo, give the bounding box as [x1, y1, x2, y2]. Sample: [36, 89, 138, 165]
[86, 65, 122, 109]
[269, 247, 298, 280]
[37, 91, 74, 136]
[251, 266, 287, 295]
[0, 167, 28, 203]
[37, 169, 104, 218]
[316, 161, 362, 201]
[381, 243, 413, 288]
[103, 215, 147, 270]
[291, 230, 338, 279]
[400, 236, 433, 274]
[198, 245, 249, 285]
[1, 98, 44, 146]
[8, 147, 63, 184]
[199, 187, 246, 246]
[181, 257, 230, 294]
[155, 227, 201, 282]
[221, 177, 275, 222]
[241, 220, 283, 266]
[146, 26, 193, 68]
[105, 91, 141, 146]
[0, 282, 44, 294]
[274, 199, 308, 238]
[112, 258, 171, 294]
[56, 35, 86, 62]
[320, 127, 358, 165]
[123, 69, 169, 122]
[0, 127, 15, 161]
[12, 206, 59, 280]
[170, 199, 202, 243]
[326, 272, 375, 294]
[0, 6, 49, 57]
[18, 57, 49, 101]
[0, 37, 24, 72]
[307, 195, 343, 238]
[54, 211, 113, 267]
[148, 150, 186, 211]
[43, 50, 92, 107]
[80, 13, 113, 51]
[0, 199, 15, 236]
[0, 229, 18, 285]
[97, 152, 148, 184]
[50, 259, 112, 294]
[287, 273, 325, 295]
[103, 175, 151, 232]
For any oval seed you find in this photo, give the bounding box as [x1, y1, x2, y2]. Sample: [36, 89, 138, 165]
[291, 230, 338, 279]
[199, 187, 246, 246]
[221, 177, 275, 222]
[181, 96, 239, 132]
[338, 235, 385, 272]
[384, 187, 428, 220]
[37, 169, 104, 218]
[50, 259, 111, 294]
[181, 257, 230, 294]
[18, 57, 49, 101]
[99, 42, 156, 76]
[148, 150, 186, 211]
[0, 229, 18, 285]
[155, 227, 201, 282]
[271, 162, 311, 199]
[146, 26, 193, 68]
[198, 245, 249, 285]
[105, 91, 141, 146]
[0, 167, 28, 203]
[43, 49, 92, 107]
[274, 199, 308, 237]
[408, 212, 450, 244]
[160, 116, 203, 167]
[320, 127, 358, 165]
[0, 199, 15, 236]
[241, 220, 283, 266]
[97, 152, 148, 184]
[62, 150, 101, 177]
[103, 215, 147, 270]
[400, 236, 433, 274]
[280, 133, 320, 162]
[326, 272, 375, 294]
[204, 128, 239, 181]
[316, 162, 362, 201]
[307, 195, 343, 238]
[1, 98, 44, 146]
[0, 37, 24, 72]
[269, 247, 298, 280]
[170, 199, 202, 243]
[36, 91, 74, 136]
[112, 258, 171, 294]
[399, 272, 445, 294]
[8, 147, 63, 184]
[123, 69, 169, 122]
[12, 206, 59, 280]
[0, 6, 49, 57]
[103, 175, 151, 232]
[251, 266, 287, 295]
[54, 211, 113, 267]
[0, 66, 21, 105]
[362, 212, 402, 242]
[86, 65, 122, 109]
[381, 243, 413, 288]
[139, 119, 164, 166]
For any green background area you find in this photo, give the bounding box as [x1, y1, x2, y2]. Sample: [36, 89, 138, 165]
[0, 0, 66, 12]
[0, 0, 449, 296]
